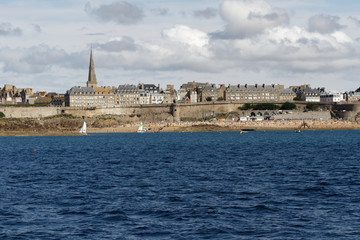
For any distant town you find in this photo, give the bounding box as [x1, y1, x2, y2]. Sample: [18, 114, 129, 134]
[1, 50, 360, 107]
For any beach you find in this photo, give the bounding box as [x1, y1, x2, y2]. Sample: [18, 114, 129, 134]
[1, 118, 359, 136]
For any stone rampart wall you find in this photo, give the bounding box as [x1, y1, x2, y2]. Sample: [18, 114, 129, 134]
[0, 102, 358, 122]
[0, 107, 61, 118]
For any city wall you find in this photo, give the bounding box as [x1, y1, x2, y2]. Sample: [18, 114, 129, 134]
[0, 107, 61, 118]
[0, 102, 359, 122]
[333, 103, 360, 121]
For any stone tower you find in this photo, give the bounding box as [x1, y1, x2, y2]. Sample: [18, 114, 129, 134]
[87, 48, 97, 88]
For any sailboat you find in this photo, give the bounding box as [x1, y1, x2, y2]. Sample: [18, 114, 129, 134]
[137, 122, 146, 133]
[80, 121, 87, 135]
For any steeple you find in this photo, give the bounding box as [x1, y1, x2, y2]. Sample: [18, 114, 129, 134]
[87, 48, 97, 88]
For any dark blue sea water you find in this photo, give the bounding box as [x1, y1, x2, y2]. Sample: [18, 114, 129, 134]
[0, 130, 360, 239]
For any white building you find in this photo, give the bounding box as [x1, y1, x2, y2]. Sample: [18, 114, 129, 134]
[150, 93, 164, 104]
[320, 93, 343, 103]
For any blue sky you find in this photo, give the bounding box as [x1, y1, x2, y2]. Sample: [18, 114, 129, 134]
[0, 0, 359, 92]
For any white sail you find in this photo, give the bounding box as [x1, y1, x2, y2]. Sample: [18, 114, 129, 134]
[137, 122, 145, 133]
[80, 121, 87, 134]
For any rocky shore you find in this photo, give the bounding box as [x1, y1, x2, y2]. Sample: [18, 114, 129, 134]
[1, 115, 359, 136]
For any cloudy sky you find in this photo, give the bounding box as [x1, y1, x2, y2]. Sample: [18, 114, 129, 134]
[0, 0, 359, 92]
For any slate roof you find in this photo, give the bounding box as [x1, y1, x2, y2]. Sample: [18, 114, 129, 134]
[117, 84, 139, 94]
[226, 84, 278, 92]
[202, 85, 219, 92]
[67, 86, 95, 95]
[279, 88, 296, 95]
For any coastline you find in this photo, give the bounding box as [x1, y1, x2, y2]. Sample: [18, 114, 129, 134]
[1, 120, 358, 136]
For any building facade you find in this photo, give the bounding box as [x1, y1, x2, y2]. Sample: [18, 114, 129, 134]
[225, 84, 284, 102]
[116, 85, 140, 105]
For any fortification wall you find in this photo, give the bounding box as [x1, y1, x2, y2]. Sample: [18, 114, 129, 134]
[0, 102, 358, 122]
[173, 102, 242, 120]
[62, 105, 174, 122]
[332, 103, 360, 121]
[0, 107, 60, 118]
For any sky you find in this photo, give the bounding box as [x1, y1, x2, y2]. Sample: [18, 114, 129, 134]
[0, 0, 359, 93]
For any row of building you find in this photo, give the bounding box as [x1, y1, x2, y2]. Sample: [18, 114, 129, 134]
[0, 84, 64, 106]
[1, 50, 360, 107]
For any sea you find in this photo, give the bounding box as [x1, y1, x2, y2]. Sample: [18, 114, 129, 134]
[0, 130, 359, 239]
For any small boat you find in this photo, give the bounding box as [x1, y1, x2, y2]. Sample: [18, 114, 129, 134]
[137, 122, 146, 133]
[295, 129, 302, 133]
[80, 121, 87, 135]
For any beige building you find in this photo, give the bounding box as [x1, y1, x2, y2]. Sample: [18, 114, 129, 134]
[116, 85, 140, 105]
[225, 84, 284, 102]
[279, 88, 296, 102]
[201, 84, 226, 102]
[0, 84, 33, 104]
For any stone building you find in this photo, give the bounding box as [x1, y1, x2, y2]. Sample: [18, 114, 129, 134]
[225, 84, 284, 102]
[0, 84, 32, 104]
[279, 88, 296, 102]
[116, 84, 140, 105]
[344, 91, 360, 102]
[300, 88, 322, 102]
[201, 84, 226, 102]
[65, 86, 115, 107]
[162, 85, 177, 104]
[138, 83, 164, 104]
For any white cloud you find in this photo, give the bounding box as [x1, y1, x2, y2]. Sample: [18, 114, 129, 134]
[308, 14, 345, 34]
[162, 25, 209, 48]
[93, 37, 137, 52]
[32, 24, 42, 33]
[0, 22, 22, 36]
[218, 0, 289, 38]
[85, 1, 144, 25]
[193, 8, 218, 19]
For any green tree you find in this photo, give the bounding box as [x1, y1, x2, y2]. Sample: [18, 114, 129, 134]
[253, 103, 280, 110]
[206, 96, 212, 102]
[217, 97, 224, 101]
[0, 112, 4, 118]
[306, 102, 319, 111]
[238, 103, 253, 110]
[293, 96, 303, 101]
[280, 102, 297, 110]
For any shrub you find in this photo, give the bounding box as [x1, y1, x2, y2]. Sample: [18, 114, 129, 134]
[253, 103, 280, 110]
[306, 103, 319, 111]
[206, 97, 212, 102]
[280, 102, 297, 110]
[239, 103, 254, 110]
[0, 112, 5, 118]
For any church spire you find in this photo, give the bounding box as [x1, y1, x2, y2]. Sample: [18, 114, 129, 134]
[87, 48, 97, 88]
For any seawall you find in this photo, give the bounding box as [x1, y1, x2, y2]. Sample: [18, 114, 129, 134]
[0, 102, 359, 122]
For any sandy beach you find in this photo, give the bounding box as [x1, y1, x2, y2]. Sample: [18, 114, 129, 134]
[1, 119, 359, 136]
